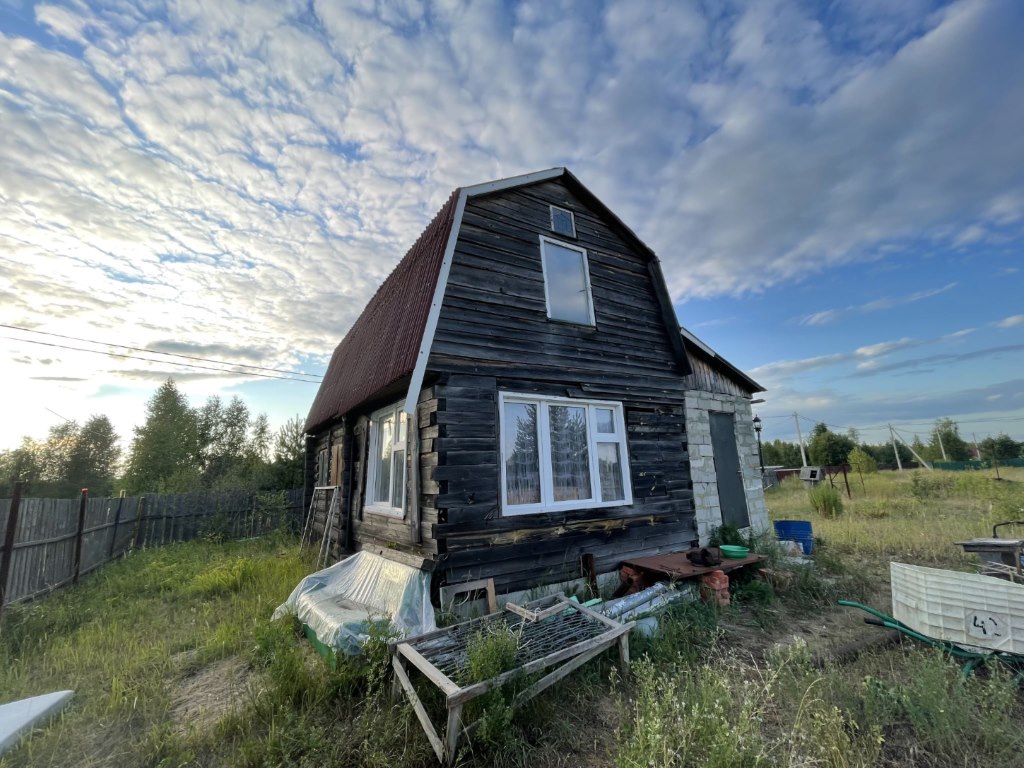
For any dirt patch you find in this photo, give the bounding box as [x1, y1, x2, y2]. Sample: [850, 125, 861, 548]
[170, 655, 250, 734]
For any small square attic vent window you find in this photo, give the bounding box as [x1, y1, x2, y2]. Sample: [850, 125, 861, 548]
[550, 205, 576, 237]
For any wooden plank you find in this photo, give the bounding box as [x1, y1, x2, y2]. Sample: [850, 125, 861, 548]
[511, 635, 615, 709]
[445, 703, 463, 762]
[391, 654, 446, 762]
[397, 642, 462, 698]
[448, 623, 631, 706]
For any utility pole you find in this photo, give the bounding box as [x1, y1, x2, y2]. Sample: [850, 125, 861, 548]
[794, 412, 808, 467]
[937, 427, 947, 461]
[972, 432, 982, 462]
[889, 424, 903, 471]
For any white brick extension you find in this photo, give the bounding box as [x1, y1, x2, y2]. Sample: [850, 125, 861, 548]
[684, 391, 769, 545]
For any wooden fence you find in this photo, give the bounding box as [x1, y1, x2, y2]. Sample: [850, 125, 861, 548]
[0, 484, 303, 613]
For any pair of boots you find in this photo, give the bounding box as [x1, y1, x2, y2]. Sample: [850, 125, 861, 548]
[687, 547, 722, 567]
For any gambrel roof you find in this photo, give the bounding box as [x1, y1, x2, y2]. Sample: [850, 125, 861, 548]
[306, 168, 692, 434]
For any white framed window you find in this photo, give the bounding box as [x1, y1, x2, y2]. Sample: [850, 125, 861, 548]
[499, 392, 632, 516]
[549, 205, 576, 238]
[539, 236, 595, 326]
[365, 401, 408, 517]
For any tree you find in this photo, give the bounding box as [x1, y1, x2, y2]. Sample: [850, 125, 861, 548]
[64, 416, 121, 496]
[271, 416, 306, 489]
[0, 437, 43, 496]
[761, 439, 803, 467]
[928, 418, 971, 462]
[125, 379, 201, 493]
[979, 434, 1023, 461]
[848, 447, 877, 475]
[807, 423, 855, 467]
[848, 446, 877, 491]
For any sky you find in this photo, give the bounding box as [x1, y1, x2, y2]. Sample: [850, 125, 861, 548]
[1, 0, 1022, 455]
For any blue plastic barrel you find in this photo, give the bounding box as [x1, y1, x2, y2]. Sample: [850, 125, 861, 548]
[774, 520, 814, 555]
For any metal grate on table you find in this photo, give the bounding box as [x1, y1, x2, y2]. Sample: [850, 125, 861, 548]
[408, 599, 611, 687]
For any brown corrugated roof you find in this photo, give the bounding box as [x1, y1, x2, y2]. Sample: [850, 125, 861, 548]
[305, 189, 459, 433]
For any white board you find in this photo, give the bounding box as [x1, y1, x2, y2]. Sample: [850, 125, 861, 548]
[0, 690, 73, 754]
[890, 562, 1024, 654]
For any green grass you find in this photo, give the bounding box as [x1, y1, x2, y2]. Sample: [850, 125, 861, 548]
[5, 471, 1024, 767]
[766, 467, 1024, 566]
[0, 535, 312, 767]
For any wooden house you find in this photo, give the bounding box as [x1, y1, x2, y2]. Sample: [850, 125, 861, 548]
[303, 168, 766, 600]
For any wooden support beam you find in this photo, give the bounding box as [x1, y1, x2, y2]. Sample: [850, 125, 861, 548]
[391, 654, 445, 762]
[397, 642, 462, 698]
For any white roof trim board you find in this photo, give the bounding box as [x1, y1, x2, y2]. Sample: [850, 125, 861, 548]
[402, 168, 566, 414]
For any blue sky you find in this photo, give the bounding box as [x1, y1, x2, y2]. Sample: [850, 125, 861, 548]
[0, 0, 1022, 452]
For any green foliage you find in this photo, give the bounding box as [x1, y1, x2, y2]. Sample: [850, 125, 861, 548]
[123, 378, 296, 495]
[465, 622, 523, 753]
[980, 433, 1024, 461]
[761, 438, 803, 468]
[271, 415, 307, 489]
[124, 379, 202, 494]
[708, 523, 748, 547]
[615, 656, 767, 768]
[848, 447, 877, 475]
[927, 417, 973, 462]
[860, 652, 1024, 764]
[807, 423, 856, 467]
[0, 416, 121, 498]
[808, 483, 843, 517]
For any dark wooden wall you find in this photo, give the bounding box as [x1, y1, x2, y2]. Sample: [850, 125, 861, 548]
[680, 351, 753, 399]
[429, 180, 688, 405]
[421, 375, 695, 592]
[422, 178, 697, 592]
[305, 385, 439, 570]
[303, 177, 699, 595]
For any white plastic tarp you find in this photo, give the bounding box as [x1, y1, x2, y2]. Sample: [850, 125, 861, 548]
[272, 551, 435, 655]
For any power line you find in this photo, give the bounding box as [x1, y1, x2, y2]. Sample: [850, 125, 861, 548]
[785, 412, 1024, 436]
[0, 323, 319, 377]
[2, 335, 323, 383]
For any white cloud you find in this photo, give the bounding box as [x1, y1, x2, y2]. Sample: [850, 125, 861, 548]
[996, 315, 1024, 328]
[2, 0, 1024, 447]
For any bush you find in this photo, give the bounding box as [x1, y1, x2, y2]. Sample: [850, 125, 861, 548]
[464, 622, 524, 753]
[808, 484, 843, 517]
[848, 447, 877, 475]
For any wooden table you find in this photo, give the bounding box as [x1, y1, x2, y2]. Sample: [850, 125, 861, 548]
[618, 547, 768, 593]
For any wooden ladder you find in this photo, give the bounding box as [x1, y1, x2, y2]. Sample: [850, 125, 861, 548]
[300, 486, 341, 568]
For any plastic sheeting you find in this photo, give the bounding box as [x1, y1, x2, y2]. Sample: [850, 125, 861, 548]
[272, 551, 435, 655]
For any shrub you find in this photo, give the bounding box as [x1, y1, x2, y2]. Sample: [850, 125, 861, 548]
[848, 447, 877, 475]
[809, 484, 843, 517]
[465, 622, 524, 753]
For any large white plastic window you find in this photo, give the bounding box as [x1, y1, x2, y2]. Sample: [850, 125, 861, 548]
[365, 402, 408, 516]
[540, 236, 595, 325]
[500, 393, 631, 515]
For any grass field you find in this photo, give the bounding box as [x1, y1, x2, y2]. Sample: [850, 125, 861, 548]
[2, 468, 1024, 767]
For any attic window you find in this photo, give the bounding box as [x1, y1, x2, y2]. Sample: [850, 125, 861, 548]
[549, 205, 576, 237]
[540, 236, 595, 325]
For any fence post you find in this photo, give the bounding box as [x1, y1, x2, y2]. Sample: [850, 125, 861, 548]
[73, 488, 88, 584]
[108, 490, 126, 559]
[0, 481, 25, 619]
[132, 496, 147, 551]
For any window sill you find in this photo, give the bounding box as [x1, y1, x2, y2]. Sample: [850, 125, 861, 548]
[502, 497, 630, 517]
[365, 504, 405, 518]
